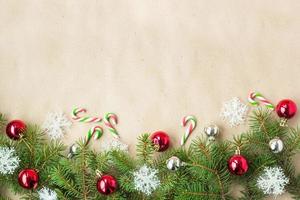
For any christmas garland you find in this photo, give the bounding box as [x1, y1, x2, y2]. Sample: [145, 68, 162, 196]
[0, 96, 300, 200]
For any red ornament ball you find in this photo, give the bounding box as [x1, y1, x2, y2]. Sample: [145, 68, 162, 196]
[228, 154, 249, 176]
[151, 131, 170, 152]
[6, 120, 26, 140]
[276, 99, 297, 119]
[96, 175, 117, 195]
[18, 169, 39, 189]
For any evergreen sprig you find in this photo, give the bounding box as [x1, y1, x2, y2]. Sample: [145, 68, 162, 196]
[136, 133, 155, 164]
[0, 109, 300, 199]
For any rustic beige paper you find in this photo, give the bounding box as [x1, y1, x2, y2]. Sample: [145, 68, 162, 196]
[1, 1, 300, 199]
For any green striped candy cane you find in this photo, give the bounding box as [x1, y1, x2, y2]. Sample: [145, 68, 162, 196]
[181, 115, 197, 146]
[104, 113, 119, 139]
[72, 107, 102, 123]
[85, 125, 103, 146]
[248, 92, 275, 110]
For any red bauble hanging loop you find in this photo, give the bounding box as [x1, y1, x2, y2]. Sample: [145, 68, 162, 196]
[6, 120, 26, 140]
[151, 131, 170, 152]
[228, 149, 248, 176]
[276, 99, 297, 119]
[18, 169, 39, 189]
[96, 175, 118, 195]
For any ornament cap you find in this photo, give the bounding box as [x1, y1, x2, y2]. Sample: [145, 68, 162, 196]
[95, 169, 102, 177]
[235, 147, 241, 155]
[279, 118, 288, 127]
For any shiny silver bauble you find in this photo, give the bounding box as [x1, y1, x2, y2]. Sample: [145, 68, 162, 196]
[68, 143, 79, 158]
[166, 156, 184, 171]
[204, 125, 220, 141]
[269, 138, 284, 153]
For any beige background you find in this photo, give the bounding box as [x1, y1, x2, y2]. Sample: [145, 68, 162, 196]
[1, 1, 300, 199]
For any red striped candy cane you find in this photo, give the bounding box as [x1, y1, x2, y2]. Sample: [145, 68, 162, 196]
[248, 92, 274, 110]
[71, 107, 102, 123]
[104, 113, 119, 139]
[181, 115, 197, 146]
[85, 125, 103, 146]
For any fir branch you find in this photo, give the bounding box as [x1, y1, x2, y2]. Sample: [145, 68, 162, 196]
[87, 150, 109, 173]
[54, 189, 69, 200]
[285, 127, 300, 156]
[20, 191, 36, 200]
[1, 109, 300, 200]
[75, 141, 90, 200]
[187, 138, 233, 200]
[154, 172, 178, 198]
[0, 197, 13, 200]
[249, 109, 272, 141]
[242, 132, 269, 152]
[287, 174, 300, 199]
[136, 133, 155, 164]
[249, 109, 287, 141]
[0, 113, 6, 129]
[239, 182, 265, 200]
[109, 150, 136, 174]
[49, 159, 82, 198]
[119, 174, 136, 193]
[232, 135, 245, 149]
[38, 141, 65, 171]
[17, 125, 45, 168]
[190, 137, 211, 161]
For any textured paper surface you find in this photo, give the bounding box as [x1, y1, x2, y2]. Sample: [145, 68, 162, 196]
[1, 1, 300, 199]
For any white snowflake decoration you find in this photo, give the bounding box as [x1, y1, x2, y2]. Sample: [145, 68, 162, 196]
[42, 112, 72, 140]
[133, 165, 160, 196]
[101, 139, 129, 152]
[38, 187, 58, 200]
[257, 166, 289, 197]
[0, 147, 20, 175]
[220, 97, 248, 127]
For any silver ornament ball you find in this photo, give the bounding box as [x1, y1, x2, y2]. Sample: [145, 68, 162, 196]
[166, 156, 183, 171]
[269, 138, 284, 153]
[68, 143, 79, 158]
[204, 125, 220, 141]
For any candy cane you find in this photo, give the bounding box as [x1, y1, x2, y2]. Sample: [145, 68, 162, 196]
[72, 107, 102, 123]
[248, 92, 274, 110]
[104, 113, 119, 139]
[85, 125, 103, 146]
[181, 115, 197, 146]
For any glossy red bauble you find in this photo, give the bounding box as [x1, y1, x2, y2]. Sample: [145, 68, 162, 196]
[151, 131, 170, 152]
[18, 169, 39, 189]
[228, 154, 249, 176]
[276, 99, 297, 119]
[96, 175, 117, 195]
[6, 120, 26, 140]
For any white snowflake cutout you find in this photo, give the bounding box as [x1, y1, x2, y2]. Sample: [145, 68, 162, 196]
[101, 139, 129, 152]
[42, 112, 72, 140]
[38, 187, 58, 200]
[133, 165, 160, 196]
[0, 147, 20, 175]
[220, 97, 248, 127]
[257, 166, 289, 197]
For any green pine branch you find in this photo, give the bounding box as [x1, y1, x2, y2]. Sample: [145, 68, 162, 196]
[136, 133, 155, 164]
[1, 109, 300, 200]
[50, 159, 82, 198]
